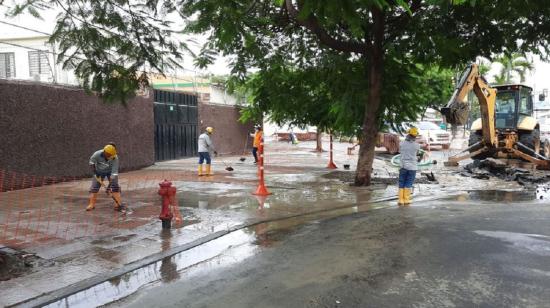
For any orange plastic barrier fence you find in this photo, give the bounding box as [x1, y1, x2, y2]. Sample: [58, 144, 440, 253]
[0, 169, 187, 249]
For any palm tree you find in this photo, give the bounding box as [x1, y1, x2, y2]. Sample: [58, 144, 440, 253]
[476, 58, 491, 76]
[492, 52, 534, 84]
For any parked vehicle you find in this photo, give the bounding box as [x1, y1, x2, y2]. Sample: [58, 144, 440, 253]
[375, 124, 428, 154]
[411, 121, 451, 149]
[539, 123, 550, 156]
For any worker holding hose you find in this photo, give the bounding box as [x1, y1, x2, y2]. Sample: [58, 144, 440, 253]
[198, 126, 217, 176]
[398, 127, 423, 206]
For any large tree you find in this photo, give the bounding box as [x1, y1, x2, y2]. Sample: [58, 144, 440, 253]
[7, 0, 550, 185]
[180, 0, 550, 185]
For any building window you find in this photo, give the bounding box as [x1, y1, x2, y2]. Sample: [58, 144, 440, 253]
[0, 52, 16, 78]
[28, 51, 51, 76]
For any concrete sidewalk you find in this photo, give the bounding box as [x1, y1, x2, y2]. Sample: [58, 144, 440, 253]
[0, 139, 500, 306]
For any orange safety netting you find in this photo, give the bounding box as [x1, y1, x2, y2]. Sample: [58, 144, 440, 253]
[0, 169, 187, 249]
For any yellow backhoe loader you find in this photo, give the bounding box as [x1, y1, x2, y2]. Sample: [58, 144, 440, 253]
[441, 63, 550, 169]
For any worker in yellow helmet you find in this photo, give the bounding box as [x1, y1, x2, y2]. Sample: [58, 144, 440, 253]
[86, 143, 122, 211]
[397, 127, 423, 206]
[198, 127, 217, 176]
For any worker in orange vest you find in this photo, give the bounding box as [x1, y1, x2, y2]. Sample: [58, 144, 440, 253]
[252, 125, 263, 164]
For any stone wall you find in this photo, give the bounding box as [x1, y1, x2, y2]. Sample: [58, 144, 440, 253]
[198, 103, 255, 155]
[0, 80, 154, 183]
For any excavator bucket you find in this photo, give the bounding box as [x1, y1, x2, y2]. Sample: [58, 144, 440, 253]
[441, 64, 476, 126]
[441, 103, 469, 126]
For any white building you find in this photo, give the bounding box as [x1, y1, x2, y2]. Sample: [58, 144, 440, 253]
[151, 75, 244, 106]
[0, 14, 78, 85]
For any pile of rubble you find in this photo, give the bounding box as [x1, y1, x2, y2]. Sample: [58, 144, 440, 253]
[461, 158, 550, 186]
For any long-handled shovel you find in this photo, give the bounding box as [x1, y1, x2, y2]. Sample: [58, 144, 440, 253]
[239, 135, 249, 162]
[94, 176, 132, 213]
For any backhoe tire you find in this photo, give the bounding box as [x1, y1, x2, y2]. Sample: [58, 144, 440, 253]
[518, 128, 540, 158]
[468, 131, 490, 160]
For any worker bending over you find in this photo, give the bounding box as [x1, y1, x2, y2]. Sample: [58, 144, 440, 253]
[252, 125, 263, 164]
[398, 127, 423, 206]
[198, 127, 217, 176]
[87, 144, 122, 211]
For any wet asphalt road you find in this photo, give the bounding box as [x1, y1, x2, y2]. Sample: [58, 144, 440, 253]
[110, 195, 550, 308]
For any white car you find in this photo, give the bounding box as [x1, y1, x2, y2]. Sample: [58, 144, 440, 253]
[412, 121, 451, 149]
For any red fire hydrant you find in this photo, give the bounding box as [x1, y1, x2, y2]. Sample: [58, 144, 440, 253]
[158, 179, 176, 229]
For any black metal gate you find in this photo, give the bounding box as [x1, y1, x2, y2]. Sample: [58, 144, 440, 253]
[154, 89, 198, 161]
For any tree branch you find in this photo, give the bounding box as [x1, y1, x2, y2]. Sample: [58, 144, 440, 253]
[284, 0, 368, 54]
[386, 0, 422, 41]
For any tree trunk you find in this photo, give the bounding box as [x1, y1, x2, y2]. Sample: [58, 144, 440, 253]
[315, 130, 323, 152]
[354, 60, 383, 186]
[354, 8, 385, 186]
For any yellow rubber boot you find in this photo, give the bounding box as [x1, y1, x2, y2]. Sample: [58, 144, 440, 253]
[404, 188, 412, 205]
[206, 164, 213, 176]
[397, 188, 405, 206]
[111, 192, 123, 210]
[86, 193, 97, 211]
[198, 164, 203, 176]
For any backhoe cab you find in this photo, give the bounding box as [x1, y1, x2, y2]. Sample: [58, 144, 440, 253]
[441, 63, 550, 169]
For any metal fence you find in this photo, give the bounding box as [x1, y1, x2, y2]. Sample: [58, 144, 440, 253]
[154, 90, 198, 161]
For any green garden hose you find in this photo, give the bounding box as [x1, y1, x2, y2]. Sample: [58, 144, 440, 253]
[390, 149, 434, 168]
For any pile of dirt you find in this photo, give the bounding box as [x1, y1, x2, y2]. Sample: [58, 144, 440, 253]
[323, 171, 437, 185]
[461, 158, 550, 186]
[0, 247, 43, 281]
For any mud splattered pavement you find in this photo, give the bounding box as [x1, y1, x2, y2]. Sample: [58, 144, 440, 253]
[109, 195, 550, 308]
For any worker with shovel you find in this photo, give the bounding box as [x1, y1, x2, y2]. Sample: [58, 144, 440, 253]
[397, 127, 423, 206]
[198, 127, 217, 176]
[252, 125, 263, 164]
[86, 144, 124, 211]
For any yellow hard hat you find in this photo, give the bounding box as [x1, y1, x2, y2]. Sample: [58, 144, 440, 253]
[408, 127, 419, 137]
[206, 127, 214, 133]
[103, 144, 117, 157]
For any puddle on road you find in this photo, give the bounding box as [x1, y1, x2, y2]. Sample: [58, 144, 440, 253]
[43, 224, 292, 308]
[177, 192, 257, 210]
[171, 181, 250, 194]
[445, 189, 541, 202]
[176, 181, 364, 211]
[474, 231, 550, 256]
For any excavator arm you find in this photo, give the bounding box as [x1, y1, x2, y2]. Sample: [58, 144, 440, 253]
[441, 64, 497, 147]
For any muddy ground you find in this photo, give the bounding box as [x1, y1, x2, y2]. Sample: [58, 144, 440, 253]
[112, 195, 550, 308]
[323, 170, 437, 185]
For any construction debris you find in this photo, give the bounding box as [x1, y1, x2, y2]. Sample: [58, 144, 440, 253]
[0, 247, 45, 281]
[460, 158, 550, 187]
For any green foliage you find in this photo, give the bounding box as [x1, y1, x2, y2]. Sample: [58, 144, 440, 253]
[232, 52, 454, 137]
